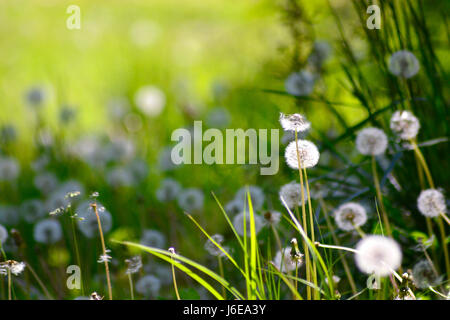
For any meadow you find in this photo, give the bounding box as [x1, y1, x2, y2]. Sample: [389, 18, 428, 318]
[0, 0, 449, 300]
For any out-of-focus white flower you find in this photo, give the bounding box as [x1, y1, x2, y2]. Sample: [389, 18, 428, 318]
[156, 178, 182, 202]
[0, 260, 26, 276]
[135, 85, 166, 117]
[224, 199, 244, 216]
[273, 247, 303, 272]
[235, 186, 265, 211]
[20, 199, 46, 223]
[325, 275, 341, 286]
[263, 210, 282, 226]
[25, 86, 47, 107]
[417, 189, 446, 218]
[285, 71, 315, 96]
[355, 235, 402, 276]
[140, 229, 166, 249]
[34, 172, 59, 195]
[233, 211, 264, 237]
[388, 50, 420, 78]
[0, 224, 8, 244]
[129, 20, 160, 48]
[204, 234, 227, 257]
[285, 140, 320, 169]
[0, 205, 19, 226]
[76, 201, 113, 238]
[177, 188, 204, 213]
[308, 40, 332, 68]
[205, 107, 231, 128]
[106, 167, 134, 188]
[279, 113, 311, 133]
[355, 127, 388, 156]
[334, 202, 368, 231]
[135, 275, 161, 297]
[125, 256, 143, 275]
[279, 182, 304, 209]
[107, 97, 130, 120]
[158, 146, 178, 171]
[0, 157, 20, 181]
[33, 219, 63, 244]
[390, 110, 420, 140]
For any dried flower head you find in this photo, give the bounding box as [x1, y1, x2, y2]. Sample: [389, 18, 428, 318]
[125, 256, 143, 275]
[355, 127, 388, 156]
[273, 247, 303, 273]
[417, 189, 446, 218]
[0, 260, 26, 276]
[204, 234, 227, 257]
[390, 110, 420, 140]
[233, 211, 264, 237]
[33, 219, 63, 244]
[334, 202, 367, 231]
[285, 70, 315, 96]
[412, 260, 440, 289]
[279, 113, 311, 133]
[279, 182, 305, 209]
[388, 50, 420, 79]
[285, 140, 320, 169]
[355, 235, 402, 276]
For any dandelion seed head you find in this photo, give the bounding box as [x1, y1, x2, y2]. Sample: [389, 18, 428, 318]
[125, 256, 143, 275]
[156, 178, 182, 202]
[285, 71, 315, 96]
[355, 127, 388, 156]
[232, 211, 264, 237]
[417, 189, 446, 218]
[285, 140, 320, 169]
[279, 182, 304, 209]
[0, 224, 8, 244]
[158, 146, 178, 171]
[90, 292, 103, 300]
[0, 260, 26, 276]
[355, 235, 402, 276]
[334, 202, 368, 231]
[204, 234, 227, 257]
[106, 167, 134, 188]
[134, 85, 166, 117]
[177, 188, 204, 213]
[279, 113, 311, 133]
[0, 205, 19, 226]
[76, 201, 112, 238]
[33, 219, 63, 244]
[0, 124, 17, 144]
[273, 247, 303, 273]
[0, 157, 20, 182]
[235, 186, 265, 211]
[308, 40, 332, 68]
[263, 210, 282, 226]
[412, 260, 440, 289]
[34, 172, 59, 195]
[135, 275, 161, 297]
[224, 199, 243, 216]
[141, 229, 166, 249]
[25, 86, 46, 106]
[390, 110, 420, 140]
[325, 275, 341, 286]
[388, 50, 420, 79]
[205, 107, 231, 128]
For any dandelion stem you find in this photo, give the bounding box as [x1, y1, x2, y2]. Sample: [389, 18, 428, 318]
[128, 273, 134, 300]
[437, 217, 450, 279]
[70, 213, 84, 295]
[371, 156, 392, 237]
[7, 268, 11, 300]
[439, 212, 450, 226]
[294, 130, 311, 300]
[26, 262, 53, 300]
[303, 167, 319, 300]
[92, 202, 113, 300]
[218, 256, 226, 298]
[169, 249, 181, 300]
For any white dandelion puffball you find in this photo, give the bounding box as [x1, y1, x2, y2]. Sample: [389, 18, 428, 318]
[334, 202, 368, 231]
[177, 188, 204, 213]
[233, 211, 264, 237]
[140, 229, 166, 249]
[412, 260, 440, 289]
[273, 247, 303, 273]
[33, 219, 63, 244]
[308, 40, 332, 68]
[263, 210, 282, 226]
[355, 235, 402, 276]
[388, 50, 420, 79]
[106, 167, 134, 188]
[156, 178, 182, 202]
[76, 201, 113, 238]
[279, 182, 305, 209]
[417, 189, 446, 218]
[285, 140, 320, 169]
[134, 85, 166, 117]
[355, 127, 388, 156]
[235, 186, 265, 211]
[0, 205, 19, 226]
[34, 172, 59, 195]
[135, 275, 161, 297]
[390, 110, 420, 140]
[279, 113, 311, 133]
[225, 199, 244, 216]
[0, 224, 8, 244]
[204, 234, 227, 257]
[0, 157, 20, 181]
[285, 70, 315, 96]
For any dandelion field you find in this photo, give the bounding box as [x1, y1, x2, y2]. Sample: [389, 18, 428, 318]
[0, 0, 449, 302]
